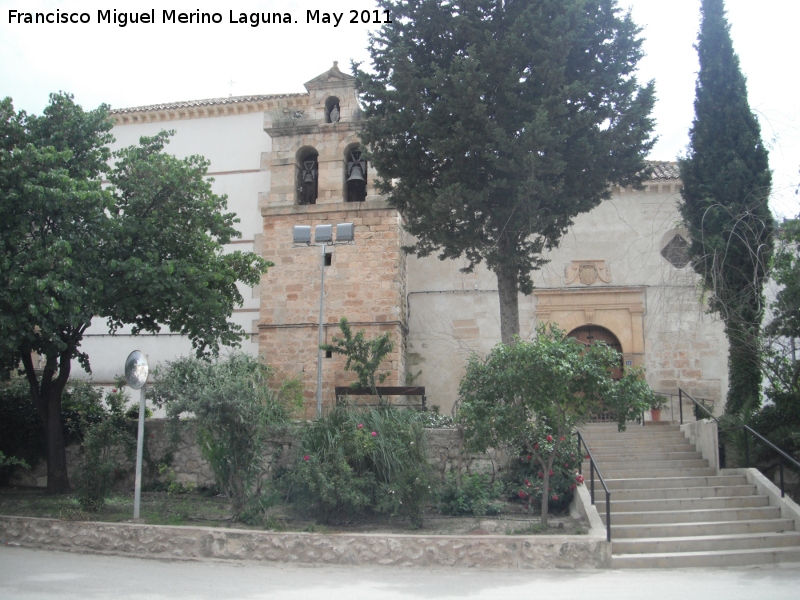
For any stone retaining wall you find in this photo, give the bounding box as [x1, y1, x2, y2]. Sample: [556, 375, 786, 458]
[0, 516, 610, 569]
[9, 422, 497, 490]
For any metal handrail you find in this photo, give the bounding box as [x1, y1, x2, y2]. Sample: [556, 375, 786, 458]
[678, 387, 800, 498]
[576, 431, 611, 542]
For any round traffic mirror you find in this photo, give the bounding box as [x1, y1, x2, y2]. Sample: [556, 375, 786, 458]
[124, 350, 149, 390]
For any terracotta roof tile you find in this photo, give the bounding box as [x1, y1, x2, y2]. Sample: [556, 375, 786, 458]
[647, 161, 681, 180]
[109, 92, 307, 115]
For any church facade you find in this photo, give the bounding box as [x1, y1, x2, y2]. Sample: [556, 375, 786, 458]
[79, 64, 728, 417]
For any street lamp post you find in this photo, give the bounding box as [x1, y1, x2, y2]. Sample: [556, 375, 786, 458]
[293, 223, 354, 418]
[124, 350, 149, 520]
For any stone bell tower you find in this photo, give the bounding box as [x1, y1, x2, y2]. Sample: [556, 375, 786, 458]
[257, 63, 407, 417]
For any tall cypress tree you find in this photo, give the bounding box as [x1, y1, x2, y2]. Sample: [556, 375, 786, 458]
[679, 0, 773, 415]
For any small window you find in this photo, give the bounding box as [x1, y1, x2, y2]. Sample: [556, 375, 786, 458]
[661, 234, 691, 269]
[324, 253, 332, 267]
[296, 148, 318, 205]
[325, 350, 333, 358]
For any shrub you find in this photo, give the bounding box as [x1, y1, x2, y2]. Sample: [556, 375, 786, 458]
[151, 353, 302, 520]
[289, 405, 431, 526]
[504, 436, 583, 513]
[73, 388, 135, 511]
[0, 375, 44, 483]
[437, 472, 503, 516]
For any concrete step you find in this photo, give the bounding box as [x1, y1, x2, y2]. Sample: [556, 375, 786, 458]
[603, 506, 782, 526]
[586, 451, 703, 462]
[609, 518, 797, 539]
[613, 531, 800, 555]
[583, 459, 710, 471]
[591, 484, 757, 501]
[581, 431, 685, 442]
[591, 475, 748, 491]
[591, 467, 718, 479]
[612, 546, 800, 568]
[588, 444, 698, 455]
[609, 495, 770, 513]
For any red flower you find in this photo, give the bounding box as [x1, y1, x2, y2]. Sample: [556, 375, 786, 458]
[546, 435, 553, 442]
[576, 474, 585, 484]
[570, 484, 577, 490]
[533, 443, 539, 450]
[303, 455, 310, 461]
[111, 388, 117, 393]
[552, 494, 559, 501]
[527, 455, 532, 461]
[559, 436, 565, 441]
[357, 423, 364, 429]
[585, 454, 590, 460]
[518, 490, 526, 499]
[371, 431, 377, 437]
[524, 479, 530, 487]
[549, 470, 554, 476]
[538, 471, 543, 478]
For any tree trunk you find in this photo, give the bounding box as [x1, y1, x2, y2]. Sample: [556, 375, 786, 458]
[496, 268, 520, 345]
[725, 319, 762, 415]
[21, 350, 72, 494]
[45, 386, 71, 493]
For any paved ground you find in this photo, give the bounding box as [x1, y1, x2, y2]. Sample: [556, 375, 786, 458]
[1, 546, 799, 600]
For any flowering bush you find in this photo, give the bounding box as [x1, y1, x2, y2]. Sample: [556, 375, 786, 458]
[288, 405, 431, 526]
[504, 436, 582, 513]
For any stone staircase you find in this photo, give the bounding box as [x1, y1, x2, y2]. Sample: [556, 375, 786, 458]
[579, 423, 800, 568]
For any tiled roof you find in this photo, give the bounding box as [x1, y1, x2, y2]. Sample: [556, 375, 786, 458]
[109, 92, 307, 115]
[647, 161, 680, 180]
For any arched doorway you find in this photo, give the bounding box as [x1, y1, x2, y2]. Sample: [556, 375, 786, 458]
[567, 325, 624, 380]
[568, 325, 624, 423]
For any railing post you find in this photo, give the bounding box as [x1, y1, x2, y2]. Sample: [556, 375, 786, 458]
[577, 435, 583, 475]
[744, 428, 750, 468]
[591, 460, 596, 504]
[606, 493, 611, 543]
[679, 388, 683, 424]
[780, 459, 785, 498]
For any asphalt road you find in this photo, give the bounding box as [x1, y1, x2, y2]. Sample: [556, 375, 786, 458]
[1, 546, 800, 600]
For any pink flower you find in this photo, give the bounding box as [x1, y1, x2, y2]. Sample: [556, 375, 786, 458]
[303, 455, 310, 461]
[559, 436, 565, 441]
[552, 494, 559, 501]
[576, 474, 585, 484]
[371, 431, 377, 437]
[546, 435, 553, 442]
[111, 389, 117, 393]
[524, 479, 531, 487]
[570, 484, 577, 490]
[357, 423, 364, 429]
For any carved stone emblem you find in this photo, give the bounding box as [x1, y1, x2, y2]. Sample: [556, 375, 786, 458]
[565, 260, 612, 285]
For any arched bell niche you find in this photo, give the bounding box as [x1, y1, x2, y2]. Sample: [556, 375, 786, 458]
[296, 147, 319, 205]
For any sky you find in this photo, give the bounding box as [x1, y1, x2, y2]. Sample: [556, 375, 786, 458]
[1, 0, 798, 217]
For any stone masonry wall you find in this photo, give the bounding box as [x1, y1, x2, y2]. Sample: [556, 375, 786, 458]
[8, 422, 491, 490]
[259, 201, 406, 417]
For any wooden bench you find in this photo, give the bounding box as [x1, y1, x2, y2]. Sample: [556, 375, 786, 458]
[334, 386, 427, 410]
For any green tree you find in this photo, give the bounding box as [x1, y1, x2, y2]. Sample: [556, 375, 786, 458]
[678, 0, 774, 415]
[0, 94, 270, 494]
[356, 0, 656, 343]
[457, 325, 653, 525]
[321, 317, 394, 398]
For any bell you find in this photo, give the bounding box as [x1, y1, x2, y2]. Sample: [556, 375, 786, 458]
[303, 171, 316, 183]
[347, 164, 365, 182]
